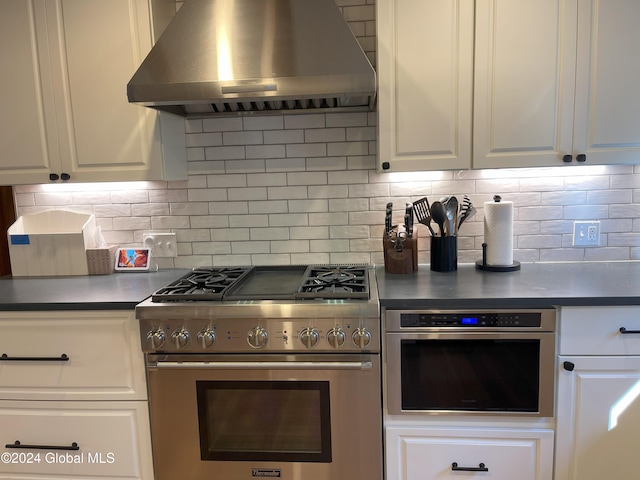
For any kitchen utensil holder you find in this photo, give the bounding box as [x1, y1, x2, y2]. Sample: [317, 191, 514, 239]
[430, 236, 457, 272]
[383, 228, 418, 274]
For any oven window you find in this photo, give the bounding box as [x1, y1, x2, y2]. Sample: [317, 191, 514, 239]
[196, 381, 332, 462]
[401, 339, 540, 412]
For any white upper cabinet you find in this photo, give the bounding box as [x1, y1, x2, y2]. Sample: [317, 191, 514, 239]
[377, 0, 640, 172]
[377, 0, 474, 171]
[473, 0, 577, 169]
[0, 0, 186, 185]
[571, 0, 640, 165]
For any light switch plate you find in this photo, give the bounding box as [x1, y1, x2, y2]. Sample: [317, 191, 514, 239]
[573, 221, 600, 247]
[142, 232, 177, 257]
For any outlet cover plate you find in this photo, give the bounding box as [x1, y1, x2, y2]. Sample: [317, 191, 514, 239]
[142, 232, 177, 257]
[573, 221, 600, 247]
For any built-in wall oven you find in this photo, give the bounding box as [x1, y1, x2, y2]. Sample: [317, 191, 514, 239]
[136, 265, 382, 480]
[385, 308, 556, 417]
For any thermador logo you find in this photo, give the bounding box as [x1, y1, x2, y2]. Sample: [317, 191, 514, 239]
[251, 469, 282, 478]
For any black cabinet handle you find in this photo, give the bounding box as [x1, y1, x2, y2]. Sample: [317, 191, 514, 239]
[563, 361, 575, 371]
[619, 327, 640, 334]
[576, 154, 586, 162]
[60, 172, 71, 181]
[562, 154, 573, 163]
[0, 353, 69, 362]
[49, 173, 60, 181]
[5, 441, 79, 451]
[451, 462, 488, 472]
[382, 161, 391, 170]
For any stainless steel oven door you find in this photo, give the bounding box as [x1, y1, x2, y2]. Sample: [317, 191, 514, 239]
[386, 331, 555, 417]
[147, 353, 382, 480]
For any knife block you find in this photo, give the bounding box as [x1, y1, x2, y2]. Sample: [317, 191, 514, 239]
[383, 228, 418, 274]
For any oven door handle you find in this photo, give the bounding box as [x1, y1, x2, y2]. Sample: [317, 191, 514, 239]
[152, 360, 373, 370]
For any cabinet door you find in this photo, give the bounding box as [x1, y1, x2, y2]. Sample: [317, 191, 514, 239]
[0, 400, 153, 479]
[0, 311, 147, 401]
[377, 0, 474, 172]
[0, 0, 186, 185]
[556, 356, 640, 480]
[473, 0, 578, 169]
[46, 0, 185, 182]
[0, 0, 63, 183]
[386, 426, 554, 480]
[571, 0, 640, 164]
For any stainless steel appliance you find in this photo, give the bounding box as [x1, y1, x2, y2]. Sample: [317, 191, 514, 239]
[127, 0, 376, 117]
[136, 265, 382, 480]
[385, 308, 556, 417]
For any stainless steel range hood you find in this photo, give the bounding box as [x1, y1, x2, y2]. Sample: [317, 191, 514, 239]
[127, 0, 376, 117]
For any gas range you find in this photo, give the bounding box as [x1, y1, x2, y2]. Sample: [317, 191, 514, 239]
[136, 264, 380, 354]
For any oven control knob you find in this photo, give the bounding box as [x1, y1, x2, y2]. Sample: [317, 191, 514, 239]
[247, 327, 268, 349]
[352, 327, 372, 349]
[147, 329, 166, 349]
[197, 328, 216, 349]
[300, 328, 320, 348]
[171, 328, 190, 349]
[326, 327, 346, 348]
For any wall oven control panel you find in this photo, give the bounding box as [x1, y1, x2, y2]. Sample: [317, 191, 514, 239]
[400, 312, 543, 328]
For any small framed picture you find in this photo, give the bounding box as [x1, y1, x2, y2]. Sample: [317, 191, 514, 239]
[114, 248, 152, 272]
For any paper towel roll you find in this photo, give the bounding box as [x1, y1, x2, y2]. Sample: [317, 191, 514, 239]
[484, 199, 514, 266]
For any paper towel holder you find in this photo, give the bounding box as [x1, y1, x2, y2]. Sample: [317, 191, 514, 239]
[476, 242, 521, 272]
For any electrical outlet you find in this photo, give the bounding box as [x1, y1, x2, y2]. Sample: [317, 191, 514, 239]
[142, 232, 177, 257]
[573, 221, 600, 247]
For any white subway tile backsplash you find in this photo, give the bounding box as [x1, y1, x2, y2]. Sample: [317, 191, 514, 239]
[248, 200, 288, 214]
[223, 131, 263, 146]
[264, 130, 304, 145]
[243, 116, 284, 131]
[204, 146, 246, 161]
[286, 143, 327, 158]
[245, 145, 286, 159]
[190, 215, 229, 229]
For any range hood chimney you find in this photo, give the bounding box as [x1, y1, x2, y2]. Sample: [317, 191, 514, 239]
[127, 0, 376, 117]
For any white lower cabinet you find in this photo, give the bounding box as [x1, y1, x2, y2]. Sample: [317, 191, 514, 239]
[0, 311, 153, 479]
[555, 306, 640, 480]
[386, 426, 554, 480]
[0, 400, 153, 479]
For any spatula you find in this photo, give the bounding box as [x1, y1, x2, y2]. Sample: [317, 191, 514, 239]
[412, 197, 435, 236]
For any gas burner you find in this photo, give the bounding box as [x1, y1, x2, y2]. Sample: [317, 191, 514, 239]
[152, 267, 252, 301]
[297, 265, 369, 299]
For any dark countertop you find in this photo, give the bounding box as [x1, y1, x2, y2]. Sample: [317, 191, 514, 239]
[376, 262, 640, 309]
[1, 262, 638, 312]
[0, 270, 189, 311]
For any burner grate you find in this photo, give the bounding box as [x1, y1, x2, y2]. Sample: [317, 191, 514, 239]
[152, 267, 253, 301]
[296, 265, 369, 299]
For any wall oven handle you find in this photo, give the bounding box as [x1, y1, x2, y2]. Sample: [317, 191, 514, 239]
[451, 462, 488, 472]
[153, 360, 372, 370]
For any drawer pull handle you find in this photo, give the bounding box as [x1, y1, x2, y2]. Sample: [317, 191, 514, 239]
[619, 327, 640, 334]
[563, 361, 575, 371]
[0, 353, 69, 362]
[451, 462, 488, 472]
[5, 441, 79, 451]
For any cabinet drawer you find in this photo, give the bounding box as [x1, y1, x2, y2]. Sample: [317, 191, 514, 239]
[0, 311, 146, 400]
[0, 400, 152, 479]
[386, 426, 553, 480]
[560, 306, 640, 355]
